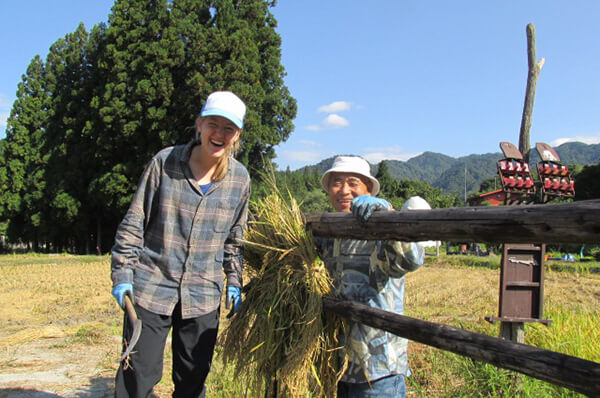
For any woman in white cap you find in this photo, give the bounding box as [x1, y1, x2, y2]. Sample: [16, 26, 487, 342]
[316, 155, 430, 398]
[110, 91, 250, 397]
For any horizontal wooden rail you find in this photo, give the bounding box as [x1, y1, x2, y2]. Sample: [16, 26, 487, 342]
[305, 199, 600, 244]
[323, 297, 600, 396]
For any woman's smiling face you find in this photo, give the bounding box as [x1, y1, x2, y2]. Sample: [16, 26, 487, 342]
[196, 115, 241, 159]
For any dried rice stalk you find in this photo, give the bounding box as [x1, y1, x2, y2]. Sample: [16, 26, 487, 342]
[221, 172, 345, 397]
[0, 325, 66, 347]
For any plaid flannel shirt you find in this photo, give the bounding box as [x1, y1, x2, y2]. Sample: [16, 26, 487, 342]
[111, 139, 250, 319]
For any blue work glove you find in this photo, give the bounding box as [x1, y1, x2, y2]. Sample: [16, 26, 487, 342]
[351, 195, 391, 222]
[111, 283, 133, 308]
[227, 286, 242, 315]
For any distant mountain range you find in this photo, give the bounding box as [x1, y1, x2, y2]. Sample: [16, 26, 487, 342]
[300, 142, 600, 196]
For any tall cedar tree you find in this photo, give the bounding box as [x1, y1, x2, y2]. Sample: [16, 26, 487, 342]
[92, 0, 181, 182]
[375, 160, 400, 198]
[85, 23, 131, 252]
[168, 0, 297, 174]
[1, 56, 50, 250]
[43, 24, 95, 252]
[88, 0, 181, 252]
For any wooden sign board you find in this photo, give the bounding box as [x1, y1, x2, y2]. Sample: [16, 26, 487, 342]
[499, 142, 523, 160]
[535, 142, 561, 162]
[494, 243, 549, 323]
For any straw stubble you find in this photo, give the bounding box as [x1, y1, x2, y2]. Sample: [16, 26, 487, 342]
[221, 177, 344, 397]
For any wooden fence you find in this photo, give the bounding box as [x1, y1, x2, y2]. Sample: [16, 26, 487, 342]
[305, 199, 600, 396]
[305, 198, 600, 244]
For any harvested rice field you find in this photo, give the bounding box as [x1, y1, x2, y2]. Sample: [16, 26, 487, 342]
[0, 252, 598, 397]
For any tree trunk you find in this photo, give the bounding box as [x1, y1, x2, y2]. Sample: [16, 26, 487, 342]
[96, 216, 102, 255]
[518, 23, 545, 162]
[33, 231, 39, 252]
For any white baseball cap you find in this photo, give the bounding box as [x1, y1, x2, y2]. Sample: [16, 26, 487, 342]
[321, 156, 380, 195]
[200, 91, 246, 129]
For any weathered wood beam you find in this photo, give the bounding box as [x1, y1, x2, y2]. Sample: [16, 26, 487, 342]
[305, 199, 600, 244]
[323, 297, 600, 396]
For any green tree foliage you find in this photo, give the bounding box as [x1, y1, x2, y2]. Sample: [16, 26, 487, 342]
[299, 189, 331, 213]
[395, 179, 463, 209]
[478, 176, 501, 194]
[434, 154, 499, 197]
[0, 56, 50, 249]
[273, 167, 331, 213]
[375, 160, 399, 196]
[551, 142, 600, 165]
[168, 0, 296, 175]
[93, 0, 181, 171]
[373, 160, 462, 209]
[574, 164, 600, 201]
[86, 0, 185, 252]
[43, 24, 97, 251]
[385, 151, 457, 183]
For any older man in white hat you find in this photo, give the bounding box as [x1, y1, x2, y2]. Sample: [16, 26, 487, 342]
[315, 155, 430, 398]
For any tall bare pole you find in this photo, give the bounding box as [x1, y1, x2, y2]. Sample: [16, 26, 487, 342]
[518, 23, 545, 162]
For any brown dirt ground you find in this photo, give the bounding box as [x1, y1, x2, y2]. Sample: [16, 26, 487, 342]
[0, 258, 120, 397]
[0, 345, 114, 397]
[0, 330, 119, 397]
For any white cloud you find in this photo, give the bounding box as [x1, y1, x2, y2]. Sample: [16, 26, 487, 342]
[362, 146, 422, 163]
[296, 140, 321, 147]
[282, 150, 325, 163]
[318, 101, 353, 113]
[306, 114, 350, 131]
[322, 114, 350, 128]
[550, 135, 600, 146]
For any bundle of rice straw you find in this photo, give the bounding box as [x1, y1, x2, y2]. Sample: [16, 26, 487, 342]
[221, 173, 345, 397]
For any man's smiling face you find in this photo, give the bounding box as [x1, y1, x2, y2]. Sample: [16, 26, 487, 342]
[326, 172, 371, 212]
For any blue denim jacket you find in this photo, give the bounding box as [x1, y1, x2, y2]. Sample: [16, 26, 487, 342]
[314, 237, 424, 383]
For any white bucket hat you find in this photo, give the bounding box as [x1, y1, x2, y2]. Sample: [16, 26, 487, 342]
[200, 91, 246, 129]
[321, 156, 380, 196]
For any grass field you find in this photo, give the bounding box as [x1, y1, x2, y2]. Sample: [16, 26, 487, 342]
[0, 253, 598, 397]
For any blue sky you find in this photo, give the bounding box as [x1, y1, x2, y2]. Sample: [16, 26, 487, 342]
[1, 1, 599, 170]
